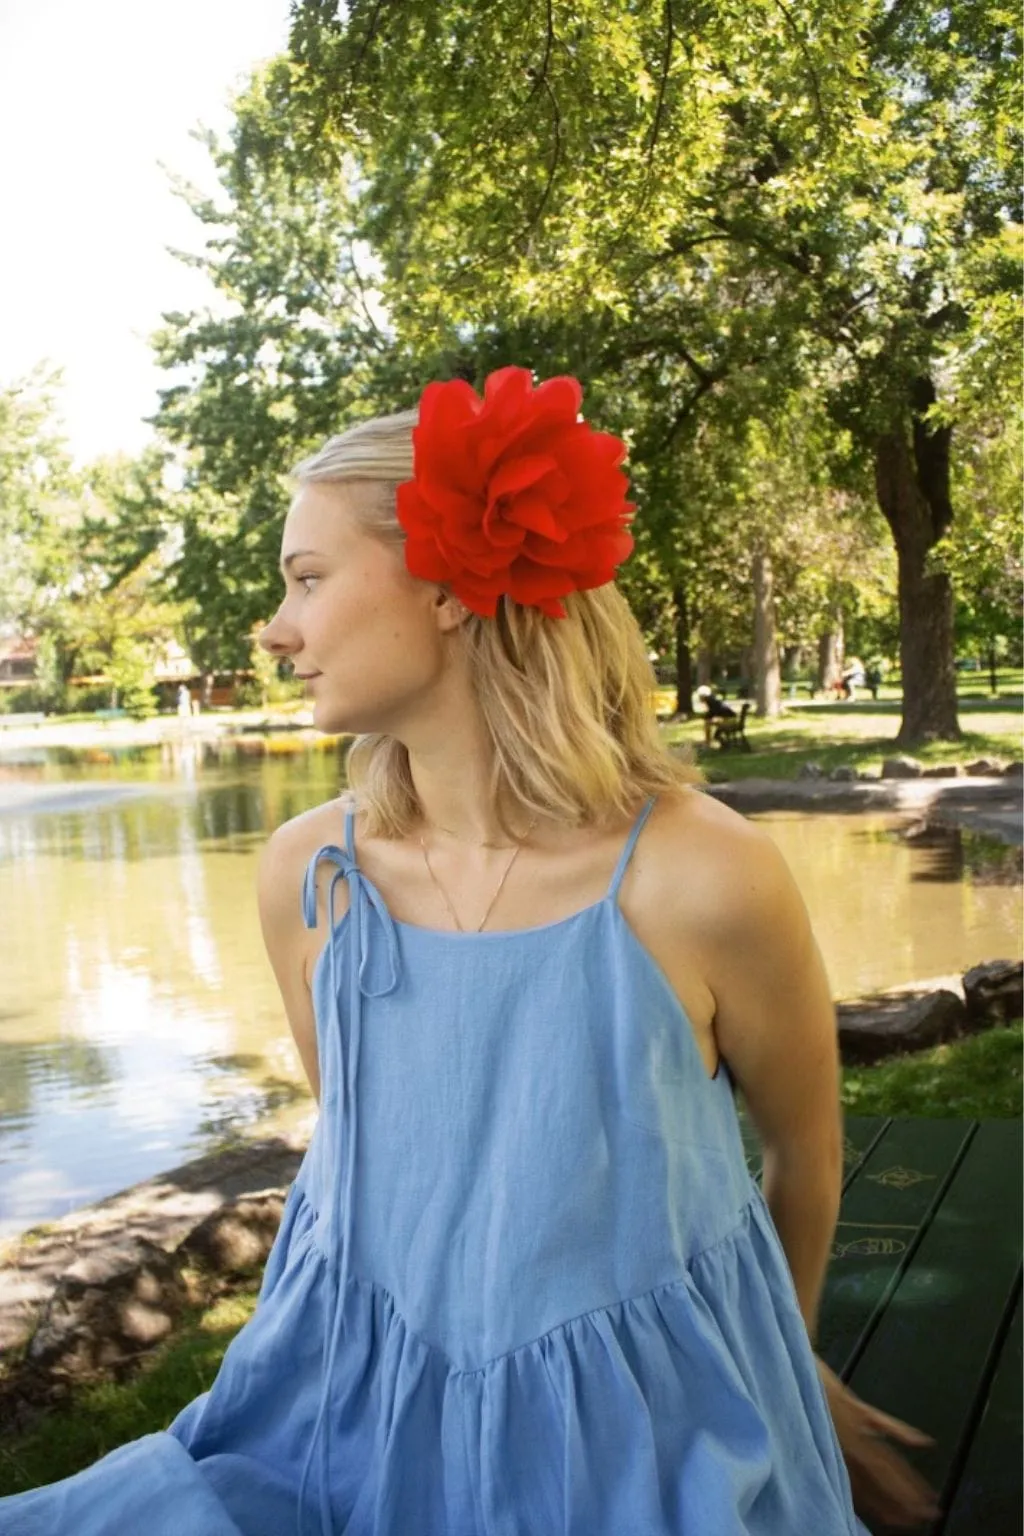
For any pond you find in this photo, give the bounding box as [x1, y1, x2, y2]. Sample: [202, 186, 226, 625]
[0, 736, 1020, 1242]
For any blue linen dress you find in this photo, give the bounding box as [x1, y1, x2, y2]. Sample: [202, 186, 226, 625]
[0, 796, 870, 1536]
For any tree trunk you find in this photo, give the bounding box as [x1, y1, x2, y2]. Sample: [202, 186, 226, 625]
[988, 644, 998, 696]
[817, 627, 843, 694]
[874, 381, 960, 745]
[696, 648, 713, 687]
[672, 583, 694, 716]
[752, 548, 782, 717]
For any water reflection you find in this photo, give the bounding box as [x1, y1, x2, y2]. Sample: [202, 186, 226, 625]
[891, 821, 1023, 886]
[0, 745, 1019, 1242]
[757, 811, 1022, 1000]
[0, 743, 345, 1239]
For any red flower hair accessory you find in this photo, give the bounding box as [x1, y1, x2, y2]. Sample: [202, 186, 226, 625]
[396, 366, 635, 619]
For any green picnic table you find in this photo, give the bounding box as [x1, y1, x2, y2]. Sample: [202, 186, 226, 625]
[740, 1115, 1023, 1535]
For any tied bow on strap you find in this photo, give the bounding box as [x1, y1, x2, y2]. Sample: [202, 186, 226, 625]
[296, 842, 401, 1536]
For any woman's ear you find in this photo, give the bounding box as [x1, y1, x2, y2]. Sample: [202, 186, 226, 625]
[433, 588, 470, 633]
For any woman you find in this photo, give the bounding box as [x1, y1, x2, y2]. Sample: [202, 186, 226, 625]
[0, 368, 936, 1535]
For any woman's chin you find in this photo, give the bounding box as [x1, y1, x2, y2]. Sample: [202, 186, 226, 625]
[311, 698, 357, 737]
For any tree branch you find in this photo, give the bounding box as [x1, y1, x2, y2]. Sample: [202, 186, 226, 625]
[647, 0, 676, 162]
[655, 367, 730, 450]
[768, 0, 827, 140]
[524, 0, 555, 104]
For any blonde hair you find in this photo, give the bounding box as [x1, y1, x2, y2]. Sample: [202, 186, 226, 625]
[292, 409, 701, 837]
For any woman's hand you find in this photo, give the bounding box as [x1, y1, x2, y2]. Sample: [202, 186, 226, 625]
[816, 1357, 941, 1530]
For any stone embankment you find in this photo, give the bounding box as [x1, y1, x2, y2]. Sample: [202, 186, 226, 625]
[0, 1129, 310, 1431]
[836, 958, 1022, 1063]
[707, 757, 1023, 844]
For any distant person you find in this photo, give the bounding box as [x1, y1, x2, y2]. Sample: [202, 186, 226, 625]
[840, 658, 866, 700]
[0, 368, 936, 1535]
[696, 683, 737, 745]
[176, 683, 192, 719]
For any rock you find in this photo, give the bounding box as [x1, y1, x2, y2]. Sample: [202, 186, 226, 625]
[962, 960, 1024, 1028]
[837, 988, 967, 1064]
[828, 766, 858, 782]
[856, 771, 877, 782]
[881, 756, 922, 780]
[26, 1237, 187, 1380]
[965, 758, 1003, 776]
[177, 1191, 287, 1276]
[1003, 761, 1024, 779]
[798, 763, 825, 779]
[922, 764, 963, 778]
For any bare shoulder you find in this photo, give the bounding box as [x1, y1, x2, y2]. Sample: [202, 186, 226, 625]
[257, 793, 354, 930]
[633, 786, 809, 948]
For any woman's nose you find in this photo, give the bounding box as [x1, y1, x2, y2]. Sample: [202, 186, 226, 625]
[258, 613, 296, 656]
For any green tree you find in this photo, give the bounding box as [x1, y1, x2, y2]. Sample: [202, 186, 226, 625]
[0, 367, 75, 639]
[151, 66, 428, 668]
[279, 0, 1021, 745]
[942, 409, 1023, 690]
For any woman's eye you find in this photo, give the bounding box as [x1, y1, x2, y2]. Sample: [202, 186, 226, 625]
[297, 574, 320, 592]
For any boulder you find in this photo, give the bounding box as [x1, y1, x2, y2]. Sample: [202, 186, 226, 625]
[962, 960, 1024, 1028]
[921, 764, 963, 779]
[837, 988, 967, 1064]
[17, 1191, 289, 1390]
[177, 1191, 287, 1276]
[798, 762, 825, 779]
[828, 766, 858, 782]
[881, 756, 922, 779]
[1003, 761, 1024, 779]
[26, 1237, 187, 1380]
[965, 758, 1003, 776]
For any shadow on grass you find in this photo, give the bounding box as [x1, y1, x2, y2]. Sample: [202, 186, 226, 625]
[683, 725, 1020, 783]
[693, 735, 896, 782]
[0, 1289, 259, 1495]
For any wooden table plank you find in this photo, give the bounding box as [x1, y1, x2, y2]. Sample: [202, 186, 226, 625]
[941, 1282, 1023, 1535]
[816, 1118, 977, 1378]
[843, 1119, 1023, 1536]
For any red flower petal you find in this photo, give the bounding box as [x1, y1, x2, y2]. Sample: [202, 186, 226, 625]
[488, 453, 560, 501]
[400, 368, 633, 617]
[502, 491, 567, 542]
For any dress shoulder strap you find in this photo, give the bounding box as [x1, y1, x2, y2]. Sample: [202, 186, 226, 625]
[606, 796, 657, 901]
[343, 800, 356, 857]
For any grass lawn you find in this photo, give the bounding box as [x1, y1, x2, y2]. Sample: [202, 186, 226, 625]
[2, 1025, 1019, 1496]
[659, 688, 1023, 781]
[0, 1286, 260, 1496]
[840, 1020, 1022, 1120]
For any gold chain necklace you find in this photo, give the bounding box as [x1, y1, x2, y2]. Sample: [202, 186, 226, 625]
[419, 820, 537, 933]
[420, 820, 524, 850]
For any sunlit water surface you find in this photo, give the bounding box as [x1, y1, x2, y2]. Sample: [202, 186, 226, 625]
[0, 737, 1019, 1241]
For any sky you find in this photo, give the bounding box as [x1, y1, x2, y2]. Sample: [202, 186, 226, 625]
[0, 0, 294, 466]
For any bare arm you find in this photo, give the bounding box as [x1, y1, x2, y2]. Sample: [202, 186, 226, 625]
[701, 819, 843, 1341]
[256, 821, 325, 1104]
[641, 796, 844, 1342]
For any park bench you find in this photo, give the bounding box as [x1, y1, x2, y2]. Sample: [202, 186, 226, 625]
[740, 1113, 1023, 1535]
[707, 700, 752, 751]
